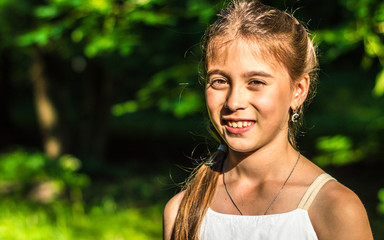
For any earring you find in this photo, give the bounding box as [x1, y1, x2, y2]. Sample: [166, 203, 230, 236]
[291, 108, 300, 122]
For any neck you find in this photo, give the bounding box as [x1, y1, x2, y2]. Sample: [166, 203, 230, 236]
[225, 140, 298, 182]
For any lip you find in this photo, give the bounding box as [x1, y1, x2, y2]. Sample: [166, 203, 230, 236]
[222, 118, 255, 134]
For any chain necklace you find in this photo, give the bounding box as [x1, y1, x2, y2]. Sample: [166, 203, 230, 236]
[222, 152, 301, 215]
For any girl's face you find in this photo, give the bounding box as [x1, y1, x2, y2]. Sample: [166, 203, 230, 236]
[206, 38, 299, 153]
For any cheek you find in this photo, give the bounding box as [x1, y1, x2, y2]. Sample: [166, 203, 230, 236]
[205, 90, 224, 123]
[206, 90, 220, 111]
[256, 89, 291, 119]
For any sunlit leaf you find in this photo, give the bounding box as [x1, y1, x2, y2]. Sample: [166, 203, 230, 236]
[35, 5, 59, 18]
[378, 188, 384, 214]
[18, 25, 64, 46]
[373, 68, 384, 97]
[59, 154, 81, 171]
[374, 2, 384, 22]
[85, 35, 115, 57]
[173, 92, 203, 118]
[71, 29, 84, 42]
[111, 101, 139, 116]
[187, 0, 216, 22]
[365, 34, 384, 57]
[87, 0, 111, 12]
[18, 27, 51, 46]
[129, 10, 176, 25]
[313, 135, 363, 167]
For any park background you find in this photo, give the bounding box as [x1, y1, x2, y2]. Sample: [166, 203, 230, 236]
[0, 0, 384, 239]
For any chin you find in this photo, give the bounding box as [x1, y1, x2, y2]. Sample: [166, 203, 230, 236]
[226, 141, 261, 153]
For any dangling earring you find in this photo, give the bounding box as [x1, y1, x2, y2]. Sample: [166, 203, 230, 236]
[291, 108, 300, 122]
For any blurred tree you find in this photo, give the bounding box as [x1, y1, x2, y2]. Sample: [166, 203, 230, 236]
[305, 0, 384, 167]
[1, 0, 194, 160]
[315, 0, 384, 97]
[21, 0, 181, 160]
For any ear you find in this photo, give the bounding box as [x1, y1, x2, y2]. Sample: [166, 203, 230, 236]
[290, 74, 310, 110]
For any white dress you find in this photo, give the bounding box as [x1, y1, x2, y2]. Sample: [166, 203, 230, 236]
[199, 173, 335, 240]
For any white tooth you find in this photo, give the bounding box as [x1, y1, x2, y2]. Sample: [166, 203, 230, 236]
[228, 122, 233, 127]
[243, 122, 247, 127]
[238, 122, 243, 128]
[232, 122, 238, 128]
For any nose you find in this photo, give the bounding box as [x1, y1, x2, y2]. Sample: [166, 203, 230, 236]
[225, 85, 247, 111]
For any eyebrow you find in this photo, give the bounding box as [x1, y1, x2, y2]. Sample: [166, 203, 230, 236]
[207, 69, 273, 79]
[241, 71, 273, 78]
[207, 69, 230, 79]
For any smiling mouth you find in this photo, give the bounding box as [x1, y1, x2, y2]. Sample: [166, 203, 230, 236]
[224, 120, 255, 128]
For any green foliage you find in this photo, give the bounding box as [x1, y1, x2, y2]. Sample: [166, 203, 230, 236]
[0, 149, 164, 239]
[112, 63, 204, 118]
[11, 0, 178, 57]
[18, 24, 65, 47]
[186, 0, 217, 22]
[0, 200, 162, 240]
[315, 0, 384, 96]
[373, 68, 384, 97]
[378, 188, 384, 214]
[1, 0, 218, 118]
[112, 100, 139, 116]
[313, 135, 362, 167]
[138, 64, 204, 118]
[0, 149, 89, 203]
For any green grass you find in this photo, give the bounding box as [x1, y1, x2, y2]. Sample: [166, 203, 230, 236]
[0, 149, 167, 240]
[0, 200, 163, 240]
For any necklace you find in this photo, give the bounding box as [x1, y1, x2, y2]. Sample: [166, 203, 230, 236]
[222, 152, 301, 215]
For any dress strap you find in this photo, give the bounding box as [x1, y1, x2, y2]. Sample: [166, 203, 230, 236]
[297, 173, 336, 210]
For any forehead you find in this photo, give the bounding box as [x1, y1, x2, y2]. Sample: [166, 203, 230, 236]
[207, 37, 288, 75]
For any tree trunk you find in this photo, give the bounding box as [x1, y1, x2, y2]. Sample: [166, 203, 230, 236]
[29, 47, 66, 159]
[29, 47, 112, 162]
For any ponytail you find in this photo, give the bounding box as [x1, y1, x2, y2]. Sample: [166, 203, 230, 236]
[172, 147, 227, 240]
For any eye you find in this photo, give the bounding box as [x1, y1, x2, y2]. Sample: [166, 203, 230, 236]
[248, 79, 265, 88]
[208, 78, 229, 89]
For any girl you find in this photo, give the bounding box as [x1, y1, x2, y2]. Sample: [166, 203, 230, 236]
[164, 0, 373, 239]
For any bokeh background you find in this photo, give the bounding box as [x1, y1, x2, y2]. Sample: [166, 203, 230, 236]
[0, 0, 384, 239]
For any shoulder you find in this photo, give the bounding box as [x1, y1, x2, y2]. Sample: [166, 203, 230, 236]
[309, 179, 373, 240]
[163, 191, 185, 240]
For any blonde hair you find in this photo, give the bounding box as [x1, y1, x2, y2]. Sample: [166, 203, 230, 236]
[172, 1, 318, 239]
